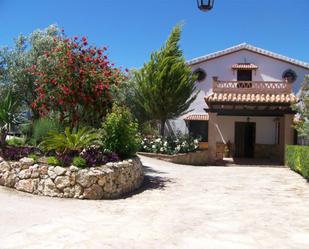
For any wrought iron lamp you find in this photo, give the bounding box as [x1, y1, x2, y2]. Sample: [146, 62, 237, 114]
[197, 0, 215, 12]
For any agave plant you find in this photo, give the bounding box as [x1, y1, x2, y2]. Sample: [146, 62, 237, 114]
[41, 127, 101, 154]
[0, 90, 22, 147]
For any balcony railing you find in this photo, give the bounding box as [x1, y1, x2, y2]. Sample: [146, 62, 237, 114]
[212, 77, 292, 94]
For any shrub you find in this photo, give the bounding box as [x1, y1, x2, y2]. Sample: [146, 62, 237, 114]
[6, 136, 26, 146]
[41, 127, 101, 154]
[0, 146, 38, 161]
[80, 146, 119, 167]
[102, 105, 140, 158]
[32, 117, 63, 145]
[286, 145, 309, 180]
[28, 153, 38, 163]
[47, 156, 60, 166]
[72, 156, 86, 168]
[140, 133, 200, 155]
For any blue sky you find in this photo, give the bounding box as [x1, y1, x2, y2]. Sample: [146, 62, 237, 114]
[0, 0, 308, 69]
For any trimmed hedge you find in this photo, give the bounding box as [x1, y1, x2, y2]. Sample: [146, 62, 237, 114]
[286, 145, 309, 180]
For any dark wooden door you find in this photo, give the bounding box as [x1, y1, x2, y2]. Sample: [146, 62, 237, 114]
[237, 70, 252, 81]
[235, 122, 256, 158]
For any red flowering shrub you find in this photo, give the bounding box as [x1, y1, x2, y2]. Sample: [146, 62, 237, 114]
[30, 33, 127, 128]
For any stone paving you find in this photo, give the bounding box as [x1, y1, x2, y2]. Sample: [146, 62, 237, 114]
[0, 155, 308, 249]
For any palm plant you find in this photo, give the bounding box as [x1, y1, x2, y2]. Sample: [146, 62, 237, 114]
[0, 90, 22, 147]
[40, 127, 101, 154]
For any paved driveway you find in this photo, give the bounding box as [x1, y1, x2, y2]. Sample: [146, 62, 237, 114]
[0, 156, 308, 249]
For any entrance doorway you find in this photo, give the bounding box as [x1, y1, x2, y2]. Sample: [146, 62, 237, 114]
[234, 122, 256, 158]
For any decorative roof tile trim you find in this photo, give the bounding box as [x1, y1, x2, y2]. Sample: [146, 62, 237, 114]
[184, 114, 209, 121]
[231, 63, 258, 70]
[187, 43, 309, 69]
[205, 93, 297, 104]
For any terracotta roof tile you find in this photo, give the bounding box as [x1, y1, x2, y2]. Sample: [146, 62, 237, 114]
[205, 93, 297, 104]
[184, 114, 209, 121]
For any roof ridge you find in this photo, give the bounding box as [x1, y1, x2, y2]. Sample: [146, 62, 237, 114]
[187, 43, 309, 69]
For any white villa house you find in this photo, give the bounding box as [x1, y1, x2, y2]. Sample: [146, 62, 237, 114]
[166, 43, 309, 163]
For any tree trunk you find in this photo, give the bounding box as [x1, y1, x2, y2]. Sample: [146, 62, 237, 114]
[160, 119, 166, 137]
[0, 128, 8, 148]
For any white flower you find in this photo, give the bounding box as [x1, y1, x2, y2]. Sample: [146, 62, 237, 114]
[155, 138, 161, 143]
[160, 147, 164, 152]
[152, 145, 156, 149]
[164, 141, 168, 147]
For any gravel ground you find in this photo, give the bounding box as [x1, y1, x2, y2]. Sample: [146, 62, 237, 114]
[0, 155, 308, 249]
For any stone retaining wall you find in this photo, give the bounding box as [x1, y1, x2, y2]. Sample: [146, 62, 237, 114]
[138, 150, 208, 165]
[0, 157, 143, 200]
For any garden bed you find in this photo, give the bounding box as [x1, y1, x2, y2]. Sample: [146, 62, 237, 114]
[138, 150, 208, 166]
[0, 156, 143, 199]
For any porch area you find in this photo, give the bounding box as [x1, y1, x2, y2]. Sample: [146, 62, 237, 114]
[205, 77, 297, 164]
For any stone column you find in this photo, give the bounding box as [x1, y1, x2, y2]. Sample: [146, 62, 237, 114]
[208, 112, 218, 163]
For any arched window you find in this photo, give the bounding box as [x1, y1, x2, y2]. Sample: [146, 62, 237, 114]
[282, 69, 297, 83]
[193, 68, 207, 82]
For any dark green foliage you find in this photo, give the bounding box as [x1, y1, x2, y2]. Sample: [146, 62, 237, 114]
[133, 25, 198, 136]
[47, 156, 60, 166]
[286, 145, 309, 179]
[0, 25, 60, 118]
[32, 117, 63, 145]
[102, 105, 140, 158]
[72, 156, 86, 168]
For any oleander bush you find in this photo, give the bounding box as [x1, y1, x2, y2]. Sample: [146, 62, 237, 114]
[286, 145, 309, 180]
[140, 133, 200, 155]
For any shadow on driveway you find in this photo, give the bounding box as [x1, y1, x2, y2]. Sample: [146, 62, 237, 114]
[122, 165, 174, 199]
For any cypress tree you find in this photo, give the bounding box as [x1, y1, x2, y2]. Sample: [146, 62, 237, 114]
[134, 25, 198, 136]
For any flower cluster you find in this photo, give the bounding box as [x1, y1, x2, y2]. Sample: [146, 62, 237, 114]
[140, 133, 199, 155]
[30, 32, 127, 128]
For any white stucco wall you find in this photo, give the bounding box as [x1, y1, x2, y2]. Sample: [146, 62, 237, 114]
[215, 116, 277, 145]
[186, 49, 309, 117]
[169, 48, 309, 136]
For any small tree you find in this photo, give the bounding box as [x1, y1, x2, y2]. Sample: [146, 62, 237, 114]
[294, 75, 309, 138]
[0, 25, 60, 119]
[30, 34, 126, 128]
[133, 25, 198, 136]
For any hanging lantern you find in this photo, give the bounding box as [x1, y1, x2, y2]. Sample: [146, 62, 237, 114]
[197, 0, 215, 12]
